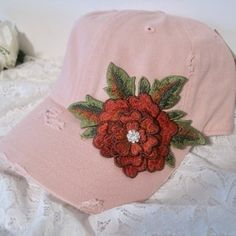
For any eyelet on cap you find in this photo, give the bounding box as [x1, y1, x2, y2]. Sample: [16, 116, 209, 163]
[144, 25, 155, 33]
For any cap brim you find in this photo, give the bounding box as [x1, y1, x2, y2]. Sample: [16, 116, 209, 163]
[0, 96, 190, 214]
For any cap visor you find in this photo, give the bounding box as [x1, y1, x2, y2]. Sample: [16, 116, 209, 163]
[0, 96, 190, 213]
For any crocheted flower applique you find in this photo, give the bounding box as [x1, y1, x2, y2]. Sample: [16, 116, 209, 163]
[68, 62, 206, 178]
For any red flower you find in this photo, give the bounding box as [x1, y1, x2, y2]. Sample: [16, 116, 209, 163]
[69, 63, 206, 178]
[93, 93, 178, 178]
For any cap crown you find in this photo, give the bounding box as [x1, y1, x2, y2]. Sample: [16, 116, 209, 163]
[51, 10, 236, 135]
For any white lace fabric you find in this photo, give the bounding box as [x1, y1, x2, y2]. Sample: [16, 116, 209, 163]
[0, 58, 236, 235]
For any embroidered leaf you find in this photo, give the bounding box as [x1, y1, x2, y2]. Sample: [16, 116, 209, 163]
[85, 95, 103, 109]
[171, 120, 207, 149]
[177, 119, 192, 126]
[150, 79, 160, 96]
[167, 110, 187, 121]
[68, 95, 103, 128]
[104, 62, 136, 99]
[81, 127, 97, 138]
[165, 151, 175, 168]
[138, 77, 150, 94]
[150, 76, 188, 109]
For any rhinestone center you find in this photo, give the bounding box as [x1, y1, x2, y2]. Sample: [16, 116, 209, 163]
[127, 129, 140, 143]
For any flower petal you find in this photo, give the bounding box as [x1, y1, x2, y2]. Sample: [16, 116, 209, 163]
[142, 136, 159, 154]
[140, 117, 159, 134]
[100, 99, 129, 122]
[96, 122, 109, 135]
[109, 120, 122, 132]
[110, 122, 127, 140]
[146, 148, 158, 159]
[94, 131, 117, 157]
[136, 158, 147, 172]
[157, 145, 169, 158]
[114, 141, 130, 156]
[147, 158, 165, 172]
[93, 134, 104, 149]
[130, 143, 142, 155]
[122, 165, 138, 178]
[139, 129, 147, 143]
[120, 110, 141, 123]
[126, 121, 139, 131]
[157, 111, 178, 145]
[128, 94, 160, 117]
[104, 99, 129, 111]
[100, 145, 114, 158]
[115, 155, 143, 167]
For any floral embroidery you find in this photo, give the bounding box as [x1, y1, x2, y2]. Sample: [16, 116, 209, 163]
[68, 62, 206, 178]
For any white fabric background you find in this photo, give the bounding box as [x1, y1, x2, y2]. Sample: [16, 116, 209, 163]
[0, 58, 236, 235]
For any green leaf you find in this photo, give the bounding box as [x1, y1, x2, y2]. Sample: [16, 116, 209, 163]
[150, 76, 188, 109]
[171, 120, 207, 149]
[165, 151, 175, 168]
[176, 119, 193, 126]
[68, 95, 103, 128]
[149, 79, 160, 99]
[81, 127, 97, 138]
[167, 110, 187, 121]
[138, 76, 150, 94]
[104, 62, 136, 99]
[85, 95, 103, 109]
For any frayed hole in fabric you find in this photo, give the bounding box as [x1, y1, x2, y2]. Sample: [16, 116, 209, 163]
[76, 198, 105, 214]
[187, 52, 195, 77]
[43, 107, 65, 130]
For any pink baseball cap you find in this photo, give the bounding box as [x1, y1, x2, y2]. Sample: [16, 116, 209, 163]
[0, 10, 235, 214]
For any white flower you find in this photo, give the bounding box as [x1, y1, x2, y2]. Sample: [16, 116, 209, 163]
[0, 21, 19, 71]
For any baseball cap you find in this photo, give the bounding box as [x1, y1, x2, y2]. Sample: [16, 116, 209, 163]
[0, 10, 235, 214]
